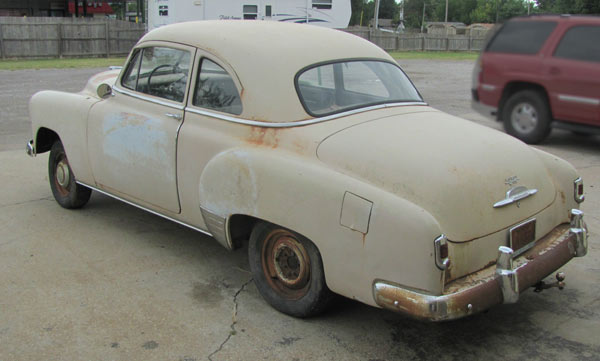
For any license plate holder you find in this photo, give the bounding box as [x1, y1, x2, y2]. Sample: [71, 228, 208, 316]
[509, 219, 536, 256]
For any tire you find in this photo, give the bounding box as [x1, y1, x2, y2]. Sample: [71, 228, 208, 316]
[502, 90, 551, 144]
[48, 141, 92, 209]
[248, 222, 334, 317]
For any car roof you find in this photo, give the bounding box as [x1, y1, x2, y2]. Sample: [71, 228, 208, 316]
[510, 14, 600, 24]
[137, 20, 394, 123]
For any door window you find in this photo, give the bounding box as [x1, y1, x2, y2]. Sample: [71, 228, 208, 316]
[193, 58, 243, 115]
[121, 46, 191, 102]
[554, 26, 600, 63]
[243, 5, 258, 19]
[486, 21, 556, 55]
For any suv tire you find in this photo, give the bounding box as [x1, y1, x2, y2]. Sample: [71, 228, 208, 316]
[502, 90, 551, 144]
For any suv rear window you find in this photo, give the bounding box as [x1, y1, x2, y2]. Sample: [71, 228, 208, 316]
[486, 21, 557, 55]
[554, 25, 600, 63]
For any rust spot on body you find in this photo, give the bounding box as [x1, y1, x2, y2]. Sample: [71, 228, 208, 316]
[246, 126, 280, 148]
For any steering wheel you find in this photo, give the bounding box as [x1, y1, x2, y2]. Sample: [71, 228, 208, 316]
[147, 64, 174, 95]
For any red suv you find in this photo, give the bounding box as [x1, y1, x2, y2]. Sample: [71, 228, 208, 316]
[472, 15, 600, 144]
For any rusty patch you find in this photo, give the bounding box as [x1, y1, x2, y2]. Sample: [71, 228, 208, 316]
[246, 126, 280, 148]
[559, 190, 566, 204]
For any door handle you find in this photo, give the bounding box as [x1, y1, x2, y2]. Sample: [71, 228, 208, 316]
[165, 113, 182, 120]
[549, 67, 561, 75]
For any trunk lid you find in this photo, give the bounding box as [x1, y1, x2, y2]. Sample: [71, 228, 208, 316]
[317, 109, 556, 242]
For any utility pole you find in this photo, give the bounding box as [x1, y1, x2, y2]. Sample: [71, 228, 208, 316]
[373, 0, 380, 29]
[445, 0, 448, 23]
[421, 2, 426, 33]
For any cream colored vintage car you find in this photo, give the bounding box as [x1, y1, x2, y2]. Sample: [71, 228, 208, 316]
[27, 21, 588, 321]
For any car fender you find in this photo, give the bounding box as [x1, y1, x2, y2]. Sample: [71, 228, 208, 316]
[29, 90, 99, 185]
[198, 147, 444, 306]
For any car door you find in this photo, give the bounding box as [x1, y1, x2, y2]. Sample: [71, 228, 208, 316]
[544, 24, 600, 125]
[88, 43, 195, 214]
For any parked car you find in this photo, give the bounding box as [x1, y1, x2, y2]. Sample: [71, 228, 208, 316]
[472, 15, 600, 144]
[28, 20, 588, 321]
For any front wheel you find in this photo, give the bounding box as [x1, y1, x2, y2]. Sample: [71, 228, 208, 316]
[502, 90, 551, 144]
[48, 141, 91, 209]
[248, 222, 334, 317]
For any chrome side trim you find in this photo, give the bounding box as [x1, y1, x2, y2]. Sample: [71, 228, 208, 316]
[200, 207, 232, 250]
[569, 209, 587, 257]
[113, 85, 185, 111]
[185, 101, 428, 128]
[75, 181, 213, 238]
[434, 235, 449, 270]
[495, 246, 519, 303]
[493, 186, 538, 208]
[574, 177, 584, 203]
[481, 84, 496, 91]
[558, 94, 600, 106]
[26, 140, 35, 157]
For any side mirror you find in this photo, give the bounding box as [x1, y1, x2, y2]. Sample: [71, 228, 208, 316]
[97, 83, 113, 99]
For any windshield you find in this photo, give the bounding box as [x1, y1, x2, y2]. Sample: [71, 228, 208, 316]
[296, 60, 422, 116]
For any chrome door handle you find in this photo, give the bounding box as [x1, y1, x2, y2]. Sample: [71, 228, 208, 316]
[165, 113, 182, 120]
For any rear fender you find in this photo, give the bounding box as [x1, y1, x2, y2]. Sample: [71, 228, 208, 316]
[198, 148, 443, 306]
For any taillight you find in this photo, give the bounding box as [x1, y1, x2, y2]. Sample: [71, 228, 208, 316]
[434, 235, 450, 270]
[574, 177, 584, 203]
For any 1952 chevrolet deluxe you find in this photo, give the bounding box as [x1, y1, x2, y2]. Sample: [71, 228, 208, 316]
[27, 21, 588, 320]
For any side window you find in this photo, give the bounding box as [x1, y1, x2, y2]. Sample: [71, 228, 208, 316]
[486, 21, 556, 55]
[135, 46, 191, 102]
[243, 5, 258, 19]
[193, 58, 243, 115]
[312, 0, 332, 9]
[554, 26, 600, 63]
[121, 49, 142, 90]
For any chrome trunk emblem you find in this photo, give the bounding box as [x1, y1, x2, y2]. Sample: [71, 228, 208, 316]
[505, 176, 519, 186]
[493, 186, 538, 208]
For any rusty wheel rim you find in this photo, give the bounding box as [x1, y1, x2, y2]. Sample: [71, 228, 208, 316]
[261, 229, 311, 300]
[53, 153, 71, 197]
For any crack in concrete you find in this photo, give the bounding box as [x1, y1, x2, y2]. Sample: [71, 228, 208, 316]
[207, 278, 253, 361]
[0, 197, 53, 208]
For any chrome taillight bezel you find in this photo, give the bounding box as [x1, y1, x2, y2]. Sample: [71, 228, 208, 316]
[574, 177, 584, 203]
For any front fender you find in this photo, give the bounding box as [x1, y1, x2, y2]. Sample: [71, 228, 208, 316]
[198, 148, 444, 306]
[29, 90, 99, 184]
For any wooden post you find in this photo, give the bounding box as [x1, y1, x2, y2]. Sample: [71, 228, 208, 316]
[446, 37, 450, 51]
[422, 34, 425, 51]
[57, 23, 63, 58]
[0, 24, 5, 60]
[105, 20, 110, 57]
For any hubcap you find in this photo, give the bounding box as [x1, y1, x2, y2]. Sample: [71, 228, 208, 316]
[262, 230, 311, 299]
[56, 160, 70, 187]
[511, 102, 538, 134]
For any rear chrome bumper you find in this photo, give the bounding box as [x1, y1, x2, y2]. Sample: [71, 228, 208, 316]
[26, 140, 35, 157]
[373, 209, 588, 321]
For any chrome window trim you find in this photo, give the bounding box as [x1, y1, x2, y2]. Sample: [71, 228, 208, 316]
[76, 181, 213, 237]
[558, 94, 600, 106]
[113, 85, 186, 111]
[185, 101, 428, 128]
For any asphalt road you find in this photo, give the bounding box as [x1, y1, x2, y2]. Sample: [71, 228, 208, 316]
[1, 60, 599, 361]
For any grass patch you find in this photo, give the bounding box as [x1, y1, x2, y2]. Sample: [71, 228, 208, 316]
[389, 51, 479, 61]
[0, 57, 127, 71]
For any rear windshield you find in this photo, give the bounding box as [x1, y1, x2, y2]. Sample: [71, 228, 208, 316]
[486, 21, 557, 55]
[296, 60, 422, 117]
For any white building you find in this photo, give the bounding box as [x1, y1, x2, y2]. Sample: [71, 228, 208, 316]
[148, 0, 351, 30]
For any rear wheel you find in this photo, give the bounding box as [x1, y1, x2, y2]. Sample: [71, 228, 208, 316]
[248, 222, 334, 317]
[48, 141, 91, 209]
[502, 90, 551, 144]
